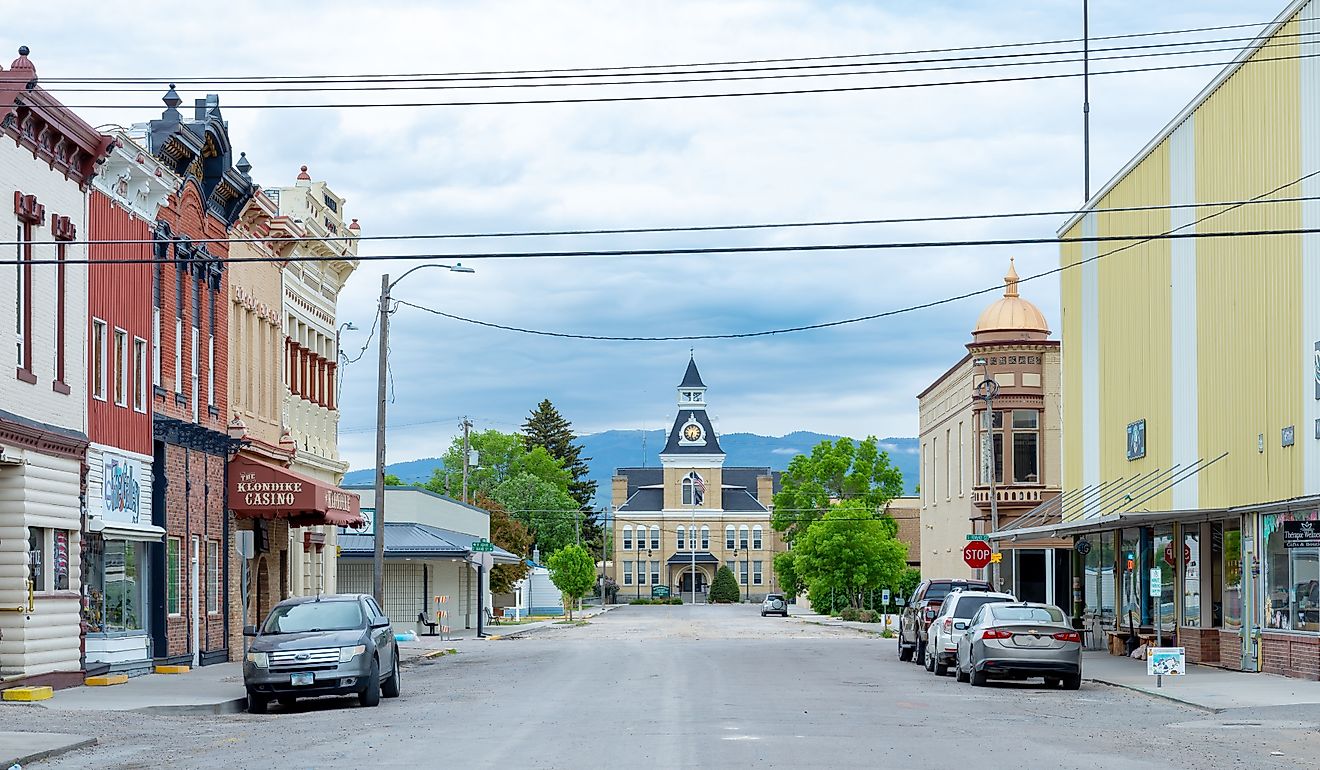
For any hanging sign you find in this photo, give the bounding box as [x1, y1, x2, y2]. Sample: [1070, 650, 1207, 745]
[1283, 520, 1320, 549]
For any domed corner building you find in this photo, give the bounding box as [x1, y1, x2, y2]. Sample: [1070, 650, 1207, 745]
[916, 259, 1073, 606]
[610, 357, 785, 603]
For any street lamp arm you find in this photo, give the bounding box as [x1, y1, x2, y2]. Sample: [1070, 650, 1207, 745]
[387, 262, 475, 293]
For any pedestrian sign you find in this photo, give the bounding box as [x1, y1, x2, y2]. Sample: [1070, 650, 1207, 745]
[472, 539, 494, 553]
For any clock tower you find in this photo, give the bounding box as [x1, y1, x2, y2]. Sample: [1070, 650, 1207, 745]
[659, 356, 725, 509]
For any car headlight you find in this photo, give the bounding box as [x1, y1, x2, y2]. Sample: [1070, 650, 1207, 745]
[246, 651, 269, 668]
[339, 644, 367, 663]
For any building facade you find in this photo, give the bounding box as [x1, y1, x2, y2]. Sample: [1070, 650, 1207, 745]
[0, 47, 113, 684]
[1028, 0, 1320, 676]
[82, 131, 177, 676]
[141, 88, 255, 667]
[919, 262, 1066, 603]
[611, 358, 783, 602]
[272, 166, 360, 600]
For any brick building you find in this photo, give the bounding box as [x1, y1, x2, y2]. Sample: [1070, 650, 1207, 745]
[138, 87, 255, 667]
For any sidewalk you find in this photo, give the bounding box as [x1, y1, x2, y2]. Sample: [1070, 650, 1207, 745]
[0, 731, 96, 767]
[788, 607, 898, 635]
[36, 662, 247, 715]
[1081, 651, 1320, 712]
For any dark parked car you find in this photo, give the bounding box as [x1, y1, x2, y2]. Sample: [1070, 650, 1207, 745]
[243, 594, 400, 713]
[898, 578, 993, 664]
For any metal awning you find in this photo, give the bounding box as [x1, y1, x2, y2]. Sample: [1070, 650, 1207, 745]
[988, 452, 1229, 541]
[666, 552, 719, 565]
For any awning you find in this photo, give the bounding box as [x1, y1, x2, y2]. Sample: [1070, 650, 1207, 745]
[229, 456, 363, 527]
[98, 521, 166, 543]
[988, 508, 1233, 541]
[666, 552, 719, 565]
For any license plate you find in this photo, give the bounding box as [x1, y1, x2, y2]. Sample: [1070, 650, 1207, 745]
[1015, 634, 1051, 648]
[290, 672, 315, 686]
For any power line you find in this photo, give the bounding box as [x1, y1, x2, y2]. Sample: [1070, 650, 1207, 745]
[46, 31, 1318, 94]
[390, 169, 1320, 342]
[45, 46, 1320, 109]
[39, 18, 1277, 84]
[30, 224, 1320, 267]
[27, 192, 1320, 248]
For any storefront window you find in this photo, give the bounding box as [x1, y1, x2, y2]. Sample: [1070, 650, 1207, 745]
[1118, 528, 1146, 630]
[1011, 410, 1039, 483]
[976, 411, 1005, 485]
[85, 535, 106, 633]
[105, 541, 142, 632]
[1182, 526, 1200, 627]
[1265, 515, 1320, 632]
[1082, 532, 1115, 627]
[1221, 523, 1242, 629]
[1153, 526, 1175, 632]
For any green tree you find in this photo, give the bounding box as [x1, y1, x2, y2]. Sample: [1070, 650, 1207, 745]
[383, 473, 405, 486]
[547, 544, 596, 620]
[522, 400, 597, 508]
[771, 436, 904, 543]
[792, 501, 910, 612]
[709, 566, 741, 603]
[773, 550, 803, 598]
[425, 429, 572, 502]
[493, 473, 580, 555]
[477, 493, 531, 595]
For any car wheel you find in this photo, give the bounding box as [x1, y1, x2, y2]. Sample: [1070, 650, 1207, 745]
[382, 654, 401, 699]
[970, 663, 988, 687]
[1044, 677, 1061, 688]
[246, 690, 268, 714]
[934, 657, 949, 677]
[1061, 673, 1082, 691]
[760, 611, 766, 617]
[898, 642, 912, 661]
[359, 656, 382, 707]
[924, 648, 936, 672]
[955, 658, 970, 683]
[277, 696, 297, 707]
[915, 639, 927, 666]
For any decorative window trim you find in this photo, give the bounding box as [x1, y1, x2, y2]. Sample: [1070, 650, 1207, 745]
[91, 318, 107, 402]
[113, 327, 129, 407]
[133, 337, 148, 413]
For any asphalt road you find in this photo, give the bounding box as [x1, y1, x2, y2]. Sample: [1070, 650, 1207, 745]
[5, 604, 1320, 768]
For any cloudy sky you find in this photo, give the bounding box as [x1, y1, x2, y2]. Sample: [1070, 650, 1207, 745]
[12, 0, 1287, 470]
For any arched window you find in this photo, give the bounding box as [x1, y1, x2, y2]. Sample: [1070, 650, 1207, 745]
[701, 525, 710, 550]
[752, 525, 763, 550]
[677, 525, 686, 550]
[725, 525, 735, 550]
[623, 526, 633, 551]
[681, 471, 705, 506]
[650, 525, 660, 550]
[739, 525, 749, 550]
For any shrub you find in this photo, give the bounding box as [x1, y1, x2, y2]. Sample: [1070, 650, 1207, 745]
[881, 629, 895, 638]
[857, 610, 880, 623]
[666, 597, 683, 605]
[709, 566, 741, 603]
[838, 607, 861, 622]
[629, 598, 652, 605]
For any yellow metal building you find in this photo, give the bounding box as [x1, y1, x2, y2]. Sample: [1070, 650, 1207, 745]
[1002, 0, 1320, 678]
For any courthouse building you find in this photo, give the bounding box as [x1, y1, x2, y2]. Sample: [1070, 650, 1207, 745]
[611, 358, 783, 602]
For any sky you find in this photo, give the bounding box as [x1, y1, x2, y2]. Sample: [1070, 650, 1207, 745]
[9, 0, 1290, 470]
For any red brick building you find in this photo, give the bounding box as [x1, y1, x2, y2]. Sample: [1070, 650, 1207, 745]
[143, 88, 254, 666]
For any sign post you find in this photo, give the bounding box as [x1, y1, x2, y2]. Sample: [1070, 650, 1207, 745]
[882, 589, 892, 629]
[1149, 566, 1163, 669]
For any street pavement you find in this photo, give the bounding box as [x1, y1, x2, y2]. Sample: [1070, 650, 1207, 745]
[2, 604, 1319, 768]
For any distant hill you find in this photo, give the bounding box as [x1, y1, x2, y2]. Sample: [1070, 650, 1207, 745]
[344, 431, 919, 505]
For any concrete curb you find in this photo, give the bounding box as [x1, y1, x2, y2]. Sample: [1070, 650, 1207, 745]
[791, 617, 888, 636]
[496, 606, 618, 639]
[1, 734, 97, 766]
[1084, 677, 1222, 714]
[131, 697, 248, 716]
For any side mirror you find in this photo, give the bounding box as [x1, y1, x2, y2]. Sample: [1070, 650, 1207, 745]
[243, 625, 259, 637]
[953, 621, 968, 631]
[371, 617, 391, 629]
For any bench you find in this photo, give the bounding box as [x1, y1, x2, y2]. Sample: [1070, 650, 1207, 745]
[484, 607, 502, 626]
[416, 612, 439, 636]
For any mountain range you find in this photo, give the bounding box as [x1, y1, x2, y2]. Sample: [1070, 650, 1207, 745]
[343, 431, 919, 506]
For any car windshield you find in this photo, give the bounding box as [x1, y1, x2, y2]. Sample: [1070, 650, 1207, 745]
[262, 600, 365, 634]
[951, 597, 1011, 618]
[990, 605, 1067, 624]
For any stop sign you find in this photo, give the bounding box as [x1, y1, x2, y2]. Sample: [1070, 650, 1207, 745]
[963, 541, 993, 569]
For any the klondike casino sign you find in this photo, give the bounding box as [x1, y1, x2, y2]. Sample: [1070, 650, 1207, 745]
[235, 472, 304, 508]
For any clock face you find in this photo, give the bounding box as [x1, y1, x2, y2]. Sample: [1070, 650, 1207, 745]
[683, 424, 703, 442]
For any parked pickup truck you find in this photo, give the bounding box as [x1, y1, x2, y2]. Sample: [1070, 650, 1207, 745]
[897, 578, 993, 665]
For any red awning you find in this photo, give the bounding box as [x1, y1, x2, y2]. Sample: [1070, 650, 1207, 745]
[229, 456, 363, 528]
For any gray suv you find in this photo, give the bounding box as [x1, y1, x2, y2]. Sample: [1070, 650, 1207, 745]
[243, 594, 400, 713]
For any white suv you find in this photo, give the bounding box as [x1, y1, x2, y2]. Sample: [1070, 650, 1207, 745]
[924, 589, 1016, 676]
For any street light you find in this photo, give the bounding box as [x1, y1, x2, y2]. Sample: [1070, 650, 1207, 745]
[335, 321, 357, 406]
[372, 263, 475, 605]
[972, 356, 1001, 591]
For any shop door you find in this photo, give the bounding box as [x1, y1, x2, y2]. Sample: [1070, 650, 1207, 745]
[1017, 550, 1048, 603]
[190, 536, 200, 667]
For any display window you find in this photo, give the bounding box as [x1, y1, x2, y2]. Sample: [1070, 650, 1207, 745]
[1264, 513, 1320, 633]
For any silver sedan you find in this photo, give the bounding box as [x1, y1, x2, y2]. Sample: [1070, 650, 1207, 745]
[954, 602, 1082, 690]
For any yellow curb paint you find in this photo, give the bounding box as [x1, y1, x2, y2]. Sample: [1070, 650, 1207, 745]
[3, 686, 53, 701]
[485, 635, 502, 640]
[84, 674, 129, 687]
[155, 665, 190, 674]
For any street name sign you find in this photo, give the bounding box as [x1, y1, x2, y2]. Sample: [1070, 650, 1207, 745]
[472, 539, 494, 552]
[966, 534, 989, 542]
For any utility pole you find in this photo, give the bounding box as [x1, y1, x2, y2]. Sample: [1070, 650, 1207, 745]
[1083, 0, 1091, 201]
[461, 417, 472, 504]
[372, 274, 390, 606]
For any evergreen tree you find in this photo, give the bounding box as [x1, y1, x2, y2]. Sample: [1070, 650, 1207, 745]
[709, 566, 741, 604]
[522, 400, 603, 552]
